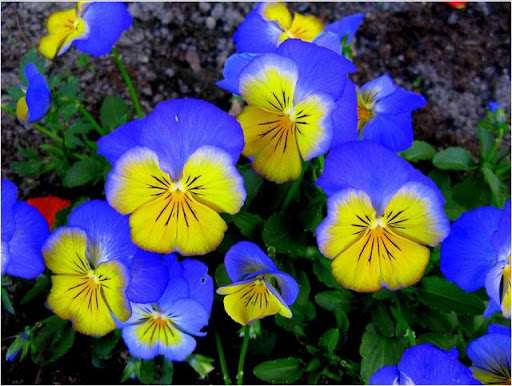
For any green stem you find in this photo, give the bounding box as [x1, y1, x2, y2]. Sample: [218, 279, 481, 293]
[282, 163, 308, 210]
[390, 294, 416, 347]
[74, 101, 105, 136]
[111, 47, 144, 118]
[237, 326, 250, 385]
[1, 105, 63, 144]
[485, 128, 505, 164]
[215, 331, 232, 385]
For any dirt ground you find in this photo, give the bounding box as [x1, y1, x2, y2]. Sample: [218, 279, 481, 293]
[1, 2, 511, 384]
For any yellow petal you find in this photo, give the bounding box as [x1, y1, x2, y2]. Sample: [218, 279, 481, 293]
[135, 316, 184, 347]
[16, 96, 29, 123]
[43, 227, 91, 275]
[285, 13, 324, 42]
[261, 2, 292, 30]
[129, 191, 227, 255]
[317, 189, 376, 260]
[180, 146, 245, 214]
[107, 147, 174, 215]
[238, 106, 302, 183]
[218, 279, 291, 326]
[94, 261, 131, 322]
[383, 182, 447, 247]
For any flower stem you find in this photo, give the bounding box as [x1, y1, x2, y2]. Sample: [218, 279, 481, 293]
[1, 105, 63, 144]
[215, 331, 232, 385]
[74, 101, 106, 136]
[237, 326, 250, 385]
[485, 128, 505, 164]
[111, 47, 144, 118]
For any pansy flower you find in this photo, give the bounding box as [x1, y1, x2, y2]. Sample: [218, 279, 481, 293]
[39, 2, 132, 59]
[441, 201, 511, 318]
[333, 74, 426, 151]
[467, 324, 511, 384]
[98, 99, 246, 255]
[217, 241, 299, 326]
[27, 196, 71, 229]
[121, 254, 213, 361]
[1, 179, 49, 279]
[316, 141, 449, 292]
[370, 343, 480, 384]
[234, 2, 364, 55]
[16, 64, 50, 126]
[42, 200, 168, 336]
[218, 39, 355, 183]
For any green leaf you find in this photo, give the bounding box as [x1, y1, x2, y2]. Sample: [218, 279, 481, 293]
[432, 147, 477, 171]
[319, 329, 340, 354]
[31, 316, 75, 365]
[100, 95, 131, 132]
[2, 286, 15, 314]
[237, 164, 264, 207]
[262, 212, 307, 256]
[314, 290, 353, 312]
[482, 165, 507, 207]
[64, 157, 106, 188]
[20, 274, 50, 305]
[452, 175, 491, 210]
[400, 140, 436, 162]
[59, 76, 80, 98]
[187, 354, 215, 379]
[477, 125, 494, 160]
[299, 194, 326, 232]
[253, 357, 304, 384]
[359, 324, 408, 382]
[139, 358, 173, 385]
[12, 159, 44, 178]
[417, 333, 458, 350]
[122, 357, 141, 383]
[232, 211, 264, 239]
[371, 304, 395, 337]
[312, 258, 339, 288]
[6, 85, 24, 101]
[214, 263, 231, 288]
[91, 330, 121, 360]
[419, 277, 485, 315]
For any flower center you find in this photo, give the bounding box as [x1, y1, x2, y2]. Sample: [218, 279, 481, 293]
[356, 89, 377, 134]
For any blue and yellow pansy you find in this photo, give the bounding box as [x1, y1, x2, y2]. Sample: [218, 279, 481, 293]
[441, 201, 511, 318]
[16, 63, 50, 126]
[234, 2, 364, 55]
[370, 343, 480, 384]
[220, 39, 355, 183]
[42, 200, 168, 336]
[332, 74, 427, 151]
[98, 99, 246, 255]
[120, 254, 213, 361]
[39, 2, 132, 59]
[217, 241, 299, 326]
[467, 324, 511, 384]
[1, 179, 49, 279]
[316, 141, 449, 292]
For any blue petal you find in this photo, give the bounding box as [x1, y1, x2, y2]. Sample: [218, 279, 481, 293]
[467, 332, 511, 380]
[139, 99, 244, 179]
[1, 180, 18, 245]
[316, 140, 442, 214]
[264, 278, 291, 318]
[224, 241, 278, 282]
[233, 5, 282, 54]
[331, 79, 358, 148]
[247, 269, 299, 306]
[25, 65, 50, 122]
[370, 364, 400, 385]
[492, 201, 510, 258]
[181, 259, 214, 315]
[440, 206, 501, 292]
[374, 88, 426, 115]
[126, 250, 168, 303]
[216, 53, 259, 95]
[166, 298, 209, 337]
[361, 112, 414, 152]
[484, 260, 506, 310]
[74, 2, 133, 57]
[399, 344, 480, 385]
[484, 299, 501, 318]
[361, 74, 397, 100]
[160, 330, 197, 362]
[97, 118, 145, 165]
[312, 32, 342, 54]
[67, 200, 138, 266]
[6, 202, 49, 279]
[488, 101, 501, 113]
[122, 320, 161, 360]
[324, 13, 365, 43]
[488, 324, 511, 336]
[157, 254, 189, 310]
[276, 39, 356, 101]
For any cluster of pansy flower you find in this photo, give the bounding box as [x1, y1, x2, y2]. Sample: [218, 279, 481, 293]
[2, 1, 511, 383]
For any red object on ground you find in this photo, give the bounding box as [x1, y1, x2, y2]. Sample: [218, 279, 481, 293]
[26, 197, 71, 229]
[446, 1, 467, 9]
